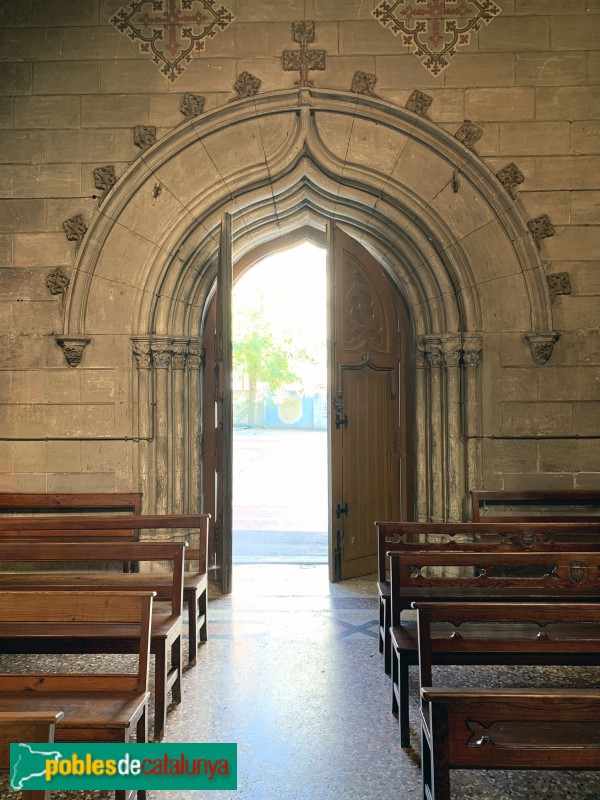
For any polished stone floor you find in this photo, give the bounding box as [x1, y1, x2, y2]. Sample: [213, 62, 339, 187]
[2, 564, 600, 799]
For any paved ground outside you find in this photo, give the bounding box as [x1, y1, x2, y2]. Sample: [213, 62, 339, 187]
[233, 428, 328, 564]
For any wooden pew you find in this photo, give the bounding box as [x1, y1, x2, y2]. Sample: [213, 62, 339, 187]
[0, 539, 186, 742]
[0, 709, 64, 800]
[389, 549, 600, 747]
[0, 512, 209, 667]
[0, 589, 154, 800]
[471, 489, 600, 522]
[376, 520, 600, 676]
[416, 602, 600, 799]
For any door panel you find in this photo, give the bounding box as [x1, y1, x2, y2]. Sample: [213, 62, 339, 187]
[329, 226, 402, 580]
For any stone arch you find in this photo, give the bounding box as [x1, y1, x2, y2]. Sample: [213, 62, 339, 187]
[64, 88, 553, 523]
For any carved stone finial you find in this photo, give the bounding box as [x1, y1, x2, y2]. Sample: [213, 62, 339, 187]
[405, 89, 433, 117]
[525, 332, 560, 365]
[62, 214, 88, 250]
[547, 272, 572, 303]
[56, 336, 91, 368]
[180, 93, 206, 119]
[527, 214, 555, 248]
[134, 125, 157, 152]
[496, 162, 525, 196]
[454, 120, 484, 151]
[282, 20, 327, 88]
[350, 71, 378, 96]
[93, 165, 117, 206]
[46, 268, 70, 297]
[231, 71, 261, 100]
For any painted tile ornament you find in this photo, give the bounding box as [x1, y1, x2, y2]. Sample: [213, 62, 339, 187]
[110, 0, 235, 82]
[372, 0, 502, 76]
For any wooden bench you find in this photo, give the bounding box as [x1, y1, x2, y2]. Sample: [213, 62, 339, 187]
[471, 489, 600, 522]
[0, 709, 64, 800]
[0, 538, 186, 742]
[389, 549, 600, 747]
[0, 589, 154, 800]
[376, 520, 600, 676]
[416, 601, 600, 799]
[0, 512, 209, 667]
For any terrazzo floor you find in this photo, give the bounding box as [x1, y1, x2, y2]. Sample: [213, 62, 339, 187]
[2, 563, 600, 799]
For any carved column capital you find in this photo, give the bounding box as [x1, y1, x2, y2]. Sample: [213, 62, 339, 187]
[440, 335, 462, 368]
[56, 336, 91, 368]
[422, 336, 443, 369]
[462, 334, 482, 368]
[525, 332, 560, 365]
[188, 338, 203, 369]
[131, 336, 152, 369]
[171, 339, 189, 370]
[150, 338, 172, 369]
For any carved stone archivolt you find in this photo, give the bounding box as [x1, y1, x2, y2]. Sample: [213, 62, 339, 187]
[496, 162, 525, 196]
[134, 125, 157, 152]
[350, 71, 378, 96]
[528, 214, 555, 248]
[46, 267, 70, 297]
[282, 20, 326, 88]
[547, 271, 572, 303]
[454, 120, 484, 151]
[180, 93, 206, 119]
[62, 214, 88, 249]
[405, 89, 433, 117]
[93, 165, 117, 206]
[56, 336, 91, 368]
[232, 71, 261, 100]
[525, 331, 560, 365]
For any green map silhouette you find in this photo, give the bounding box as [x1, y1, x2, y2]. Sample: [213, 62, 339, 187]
[11, 743, 61, 790]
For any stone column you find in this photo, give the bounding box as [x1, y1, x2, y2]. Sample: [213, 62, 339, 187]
[462, 334, 483, 516]
[188, 338, 203, 514]
[131, 336, 153, 512]
[151, 338, 172, 515]
[414, 340, 428, 521]
[424, 336, 444, 522]
[441, 335, 463, 522]
[171, 339, 189, 515]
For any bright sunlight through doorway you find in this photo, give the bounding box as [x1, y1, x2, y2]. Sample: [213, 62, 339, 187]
[232, 242, 328, 565]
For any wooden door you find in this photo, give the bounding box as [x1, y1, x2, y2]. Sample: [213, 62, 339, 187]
[329, 226, 405, 580]
[215, 212, 233, 593]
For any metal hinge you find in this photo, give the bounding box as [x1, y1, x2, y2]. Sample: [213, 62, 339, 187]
[336, 503, 349, 518]
[335, 412, 348, 429]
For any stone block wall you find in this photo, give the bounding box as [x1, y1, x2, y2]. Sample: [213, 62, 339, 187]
[0, 0, 598, 498]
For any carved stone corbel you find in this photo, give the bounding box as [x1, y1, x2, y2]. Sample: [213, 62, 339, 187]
[56, 336, 91, 368]
[454, 120, 483, 151]
[525, 332, 560, 365]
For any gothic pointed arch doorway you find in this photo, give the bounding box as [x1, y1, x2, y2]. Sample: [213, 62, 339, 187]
[64, 88, 552, 596]
[203, 224, 414, 590]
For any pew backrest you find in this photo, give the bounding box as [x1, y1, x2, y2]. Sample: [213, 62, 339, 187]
[0, 589, 154, 695]
[377, 520, 600, 585]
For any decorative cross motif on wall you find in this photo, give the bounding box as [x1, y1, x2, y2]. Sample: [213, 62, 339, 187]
[282, 20, 327, 88]
[372, 0, 502, 76]
[110, 0, 235, 82]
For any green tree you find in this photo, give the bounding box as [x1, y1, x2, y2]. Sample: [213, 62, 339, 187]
[233, 310, 313, 425]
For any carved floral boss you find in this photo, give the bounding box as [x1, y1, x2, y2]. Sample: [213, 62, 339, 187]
[110, 0, 235, 82]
